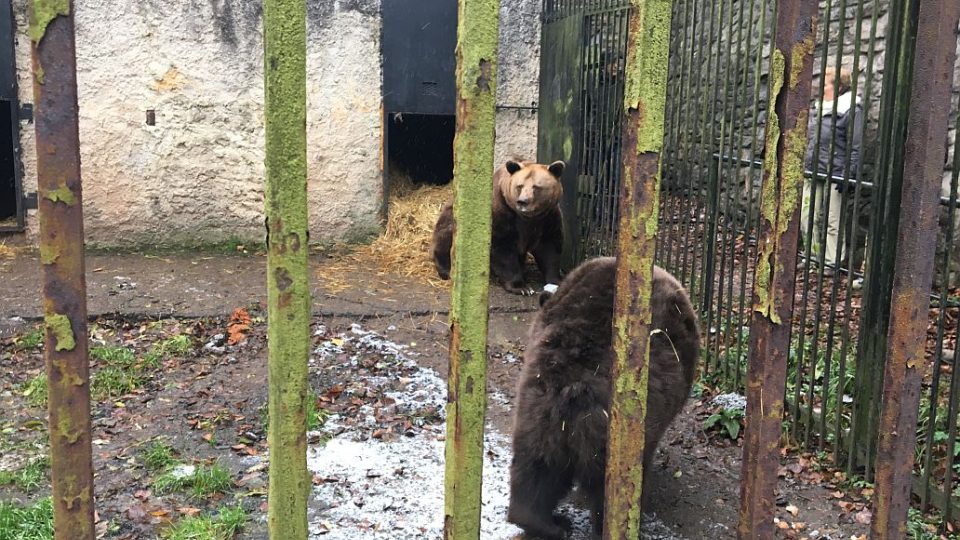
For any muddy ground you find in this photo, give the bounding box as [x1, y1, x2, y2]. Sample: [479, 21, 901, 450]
[0, 248, 875, 539]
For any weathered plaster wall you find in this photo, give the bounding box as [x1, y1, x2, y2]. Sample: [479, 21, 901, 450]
[12, 0, 382, 247]
[10, 0, 542, 247]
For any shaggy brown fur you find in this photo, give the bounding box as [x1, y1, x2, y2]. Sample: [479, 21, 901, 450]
[507, 257, 700, 538]
[431, 159, 565, 295]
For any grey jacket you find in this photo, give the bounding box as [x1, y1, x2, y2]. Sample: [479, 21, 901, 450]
[804, 92, 864, 190]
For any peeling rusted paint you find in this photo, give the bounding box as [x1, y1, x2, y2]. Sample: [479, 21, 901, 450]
[602, 0, 671, 537]
[443, 0, 499, 537]
[30, 1, 95, 536]
[738, 1, 818, 538]
[870, 0, 960, 535]
[263, 0, 310, 538]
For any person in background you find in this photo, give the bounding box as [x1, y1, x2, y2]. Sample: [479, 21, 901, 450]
[801, 66, 864, 276]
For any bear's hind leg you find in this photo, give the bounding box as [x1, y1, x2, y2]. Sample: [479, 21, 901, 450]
[492, 250, 534, 295]
[508, 458, 573, 539]
[431, 206, 454, 280]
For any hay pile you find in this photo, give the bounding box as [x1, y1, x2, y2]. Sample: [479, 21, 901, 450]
[316, 173, 454, 292]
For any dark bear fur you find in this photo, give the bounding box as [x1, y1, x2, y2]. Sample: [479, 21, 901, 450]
[431, 159, 565, 295]
[507, 257, 700, 539]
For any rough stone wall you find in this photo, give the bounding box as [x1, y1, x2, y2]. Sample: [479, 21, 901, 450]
[494, 0, 541, 167]
[12, 0, 380, 248]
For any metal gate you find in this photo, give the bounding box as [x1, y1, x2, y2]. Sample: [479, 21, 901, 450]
[0, 0, 25, 232]
[536, 0, 631, 268]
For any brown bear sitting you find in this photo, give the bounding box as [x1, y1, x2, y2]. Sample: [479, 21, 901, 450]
[431, 159, 565, 295]
[507, 257, 700, 539]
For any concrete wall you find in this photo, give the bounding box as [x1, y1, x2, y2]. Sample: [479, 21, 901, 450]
[9, 0, 542, 248]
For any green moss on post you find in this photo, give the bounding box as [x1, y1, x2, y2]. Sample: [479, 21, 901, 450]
[28, 0, 69, 43]
[602, 0, 672, 538]
[442, 0, 499, 538]
[263, 0, 309, 538]
[44, 314, 75, 351]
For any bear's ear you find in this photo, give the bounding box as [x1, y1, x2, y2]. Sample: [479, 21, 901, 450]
[547, 160, 565, 178]
[538, 290, 554, 308]
[505, 160, 522, 175]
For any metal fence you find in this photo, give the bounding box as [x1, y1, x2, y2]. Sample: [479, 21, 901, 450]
[542, 0, 960, 524]
[656, 0, 960, 522]
[538, 0, 631, 267]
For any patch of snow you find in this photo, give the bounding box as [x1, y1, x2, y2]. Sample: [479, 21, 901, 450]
[304, 323, 687, 539]
[711, 392, 747, 412]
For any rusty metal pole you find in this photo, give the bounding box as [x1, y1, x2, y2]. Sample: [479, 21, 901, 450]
[442, 0, 499, 537]
[602, 0, 672, 538]
[870, 0, 960, 535]
[737, 0, 817, 538]
[28, 1, 94, 538]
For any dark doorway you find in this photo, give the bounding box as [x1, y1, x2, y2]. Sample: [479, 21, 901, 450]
[381, 0, 457, 217]
[0, 0, 23, 230]
[387, 113, 455, 186]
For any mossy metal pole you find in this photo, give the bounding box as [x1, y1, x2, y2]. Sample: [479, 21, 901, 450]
[263, 0, 310, 538]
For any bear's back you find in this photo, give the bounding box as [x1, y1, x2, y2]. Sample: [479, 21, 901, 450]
[514, 257, 700, 470]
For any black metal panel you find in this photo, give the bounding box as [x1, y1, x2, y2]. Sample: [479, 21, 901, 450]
[0, 0, 24, 231]
[536, 14, 583, 270]
[537, 1, 630, 269]
[382, 0, 457, 115]
[0, 0, 15, 100]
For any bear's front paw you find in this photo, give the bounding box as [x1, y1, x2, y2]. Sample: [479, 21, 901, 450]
[503, 281, 535, 296]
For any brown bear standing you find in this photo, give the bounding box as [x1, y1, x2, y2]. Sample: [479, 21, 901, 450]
[507, 257, 700, 539]
[431, 159, 565, 295]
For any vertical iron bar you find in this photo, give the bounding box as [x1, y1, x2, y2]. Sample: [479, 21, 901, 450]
[938, 114, 960, 526]
[709, 0, 729, 380]
[700, 0, 720, 361]
[442, 0, 499, 536]
[29, 2, 95, 539]
[263, 0, 309, 537]
[830, 0, 869, 467]
[844, 0, 884, 477]
[602, 0, 671, 536]
[672, 0, 696, 294]
[737, 0, 817, 535]
[684, 0, 707, 309]
[728, 0, 751, 391]
[869, 0, 960, 533]
[855, 0, 914, 481]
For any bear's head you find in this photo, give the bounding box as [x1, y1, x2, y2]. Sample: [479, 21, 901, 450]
[499, 160, 564, 218]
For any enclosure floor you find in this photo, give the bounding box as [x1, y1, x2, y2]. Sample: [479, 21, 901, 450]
[0, 247, 871, 539]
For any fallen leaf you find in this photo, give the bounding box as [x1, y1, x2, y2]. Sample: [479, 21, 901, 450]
[177, 507, 202, 517]
[853, 508, 872, 524]
[786, 504, 799, 517]
[202, 433, 214, 442]
[227, 308, 252, 345]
